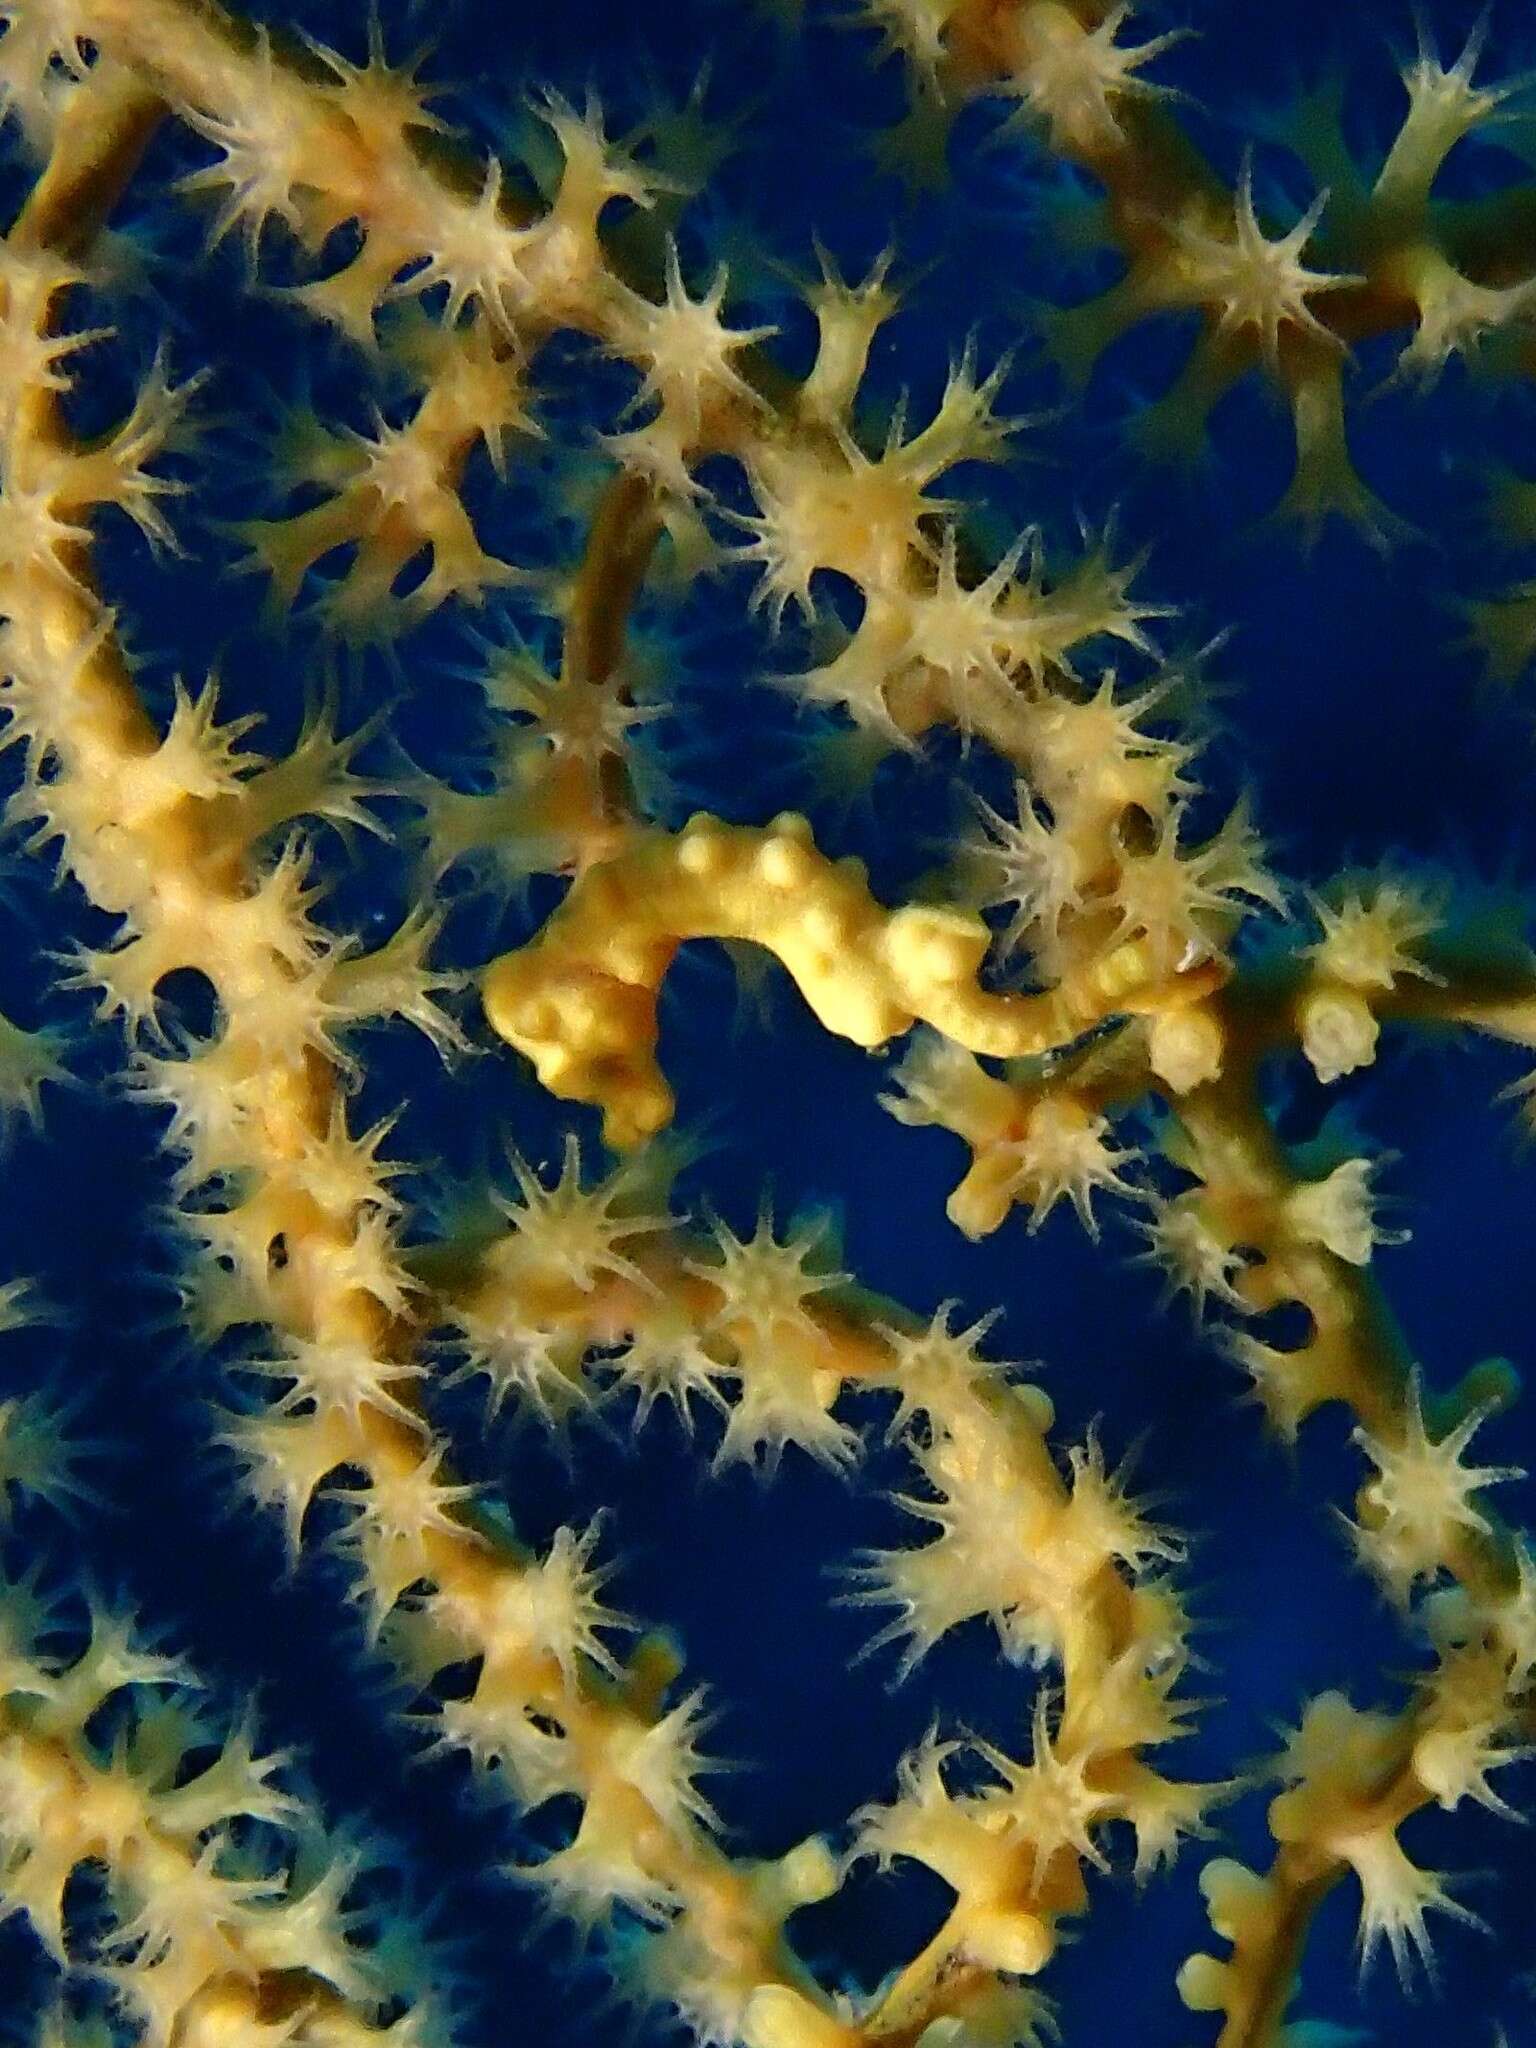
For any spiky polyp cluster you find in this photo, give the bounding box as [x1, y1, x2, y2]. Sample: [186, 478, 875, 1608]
[0, 230, 834, 2048]
[0, 45, 911, 2048]
[0, 53, 488, 1615]
[0, 488, 831, 2048]
[1137, 980, 1536, 2026]
[431, 1144, 874, 1468]
[877, 857, 1536, 1276]
[846, 6, 1536, 543]
[868, 865, 1536, 2032]
[1178, 1504, 1536, 2031]
[844, 1312, 1211, 2016]
[46, 0, 763, 655]
[1181, 1598, 1532, 2026]
[20, 0, 723, 911]
[396, 1159, 1215, 2041]
[0, 557, 471, 1530]
[728, 247, 1290, 1052]
[736, 236, 1165, 739]
[0, 1576, 434, 2046]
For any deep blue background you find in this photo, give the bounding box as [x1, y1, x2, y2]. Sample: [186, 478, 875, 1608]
[4, 1, 1536, 2043]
